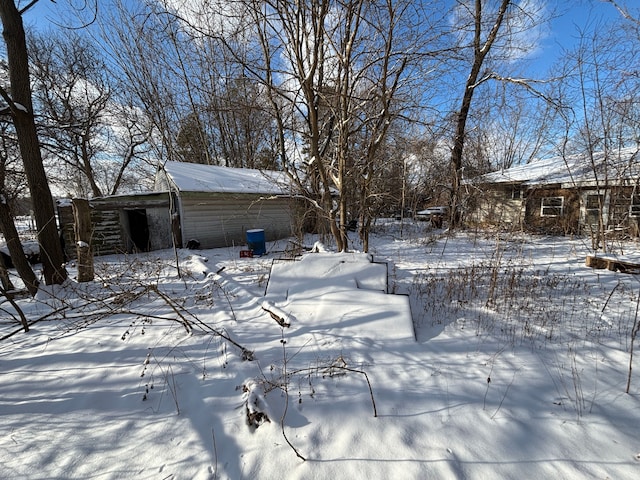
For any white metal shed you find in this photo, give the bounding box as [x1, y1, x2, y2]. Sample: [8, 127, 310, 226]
[155, 162, 296, 250]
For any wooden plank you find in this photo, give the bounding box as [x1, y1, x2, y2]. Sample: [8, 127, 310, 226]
[607, 260, 640, 274]
[586, 254, 640, 274]
[90, 192, 170, 210]
[585, 255, 608, 269]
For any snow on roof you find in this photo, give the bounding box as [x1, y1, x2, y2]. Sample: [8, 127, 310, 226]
[159, 161, 289, 195]
[474, 147, 640, 188]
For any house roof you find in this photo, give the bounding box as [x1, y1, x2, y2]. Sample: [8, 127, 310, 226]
[157, 161, 289, 195]
[473, 147, 640, 188]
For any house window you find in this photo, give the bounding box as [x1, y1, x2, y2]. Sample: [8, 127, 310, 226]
[631, 193, 640, 218]
[509, 187, 523, 200]
[541, 196, 564, 217]
[585, 194, 603, 225]
[585, 194, 603, 211]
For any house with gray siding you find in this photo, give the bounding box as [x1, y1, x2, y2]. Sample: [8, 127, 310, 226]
[469, 147, 640, 236]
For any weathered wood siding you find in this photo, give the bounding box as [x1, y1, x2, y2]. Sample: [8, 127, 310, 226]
[57, 193, 172, 259]
[524, 188, 580, 235]
[179, 192, 294, 248]
[470, 185, 524, 227]
[58, 205, 125, 259]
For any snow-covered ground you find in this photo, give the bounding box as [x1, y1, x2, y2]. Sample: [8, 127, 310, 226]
[1, 221, 639, 479]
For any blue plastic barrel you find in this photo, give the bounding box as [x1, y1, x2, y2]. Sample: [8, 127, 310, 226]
[246, 229, 266, 255]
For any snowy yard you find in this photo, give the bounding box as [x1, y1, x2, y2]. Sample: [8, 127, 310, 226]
[1, 222, 639, 479]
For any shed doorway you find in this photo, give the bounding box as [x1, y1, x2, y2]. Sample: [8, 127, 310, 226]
[125, 209, 150, 252]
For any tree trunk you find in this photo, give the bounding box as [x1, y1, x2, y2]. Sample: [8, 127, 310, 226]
[449, 0, 512, 228]
[72, 198, 94, 282]
[0, 0, 68, 285]
[0, 198, 38, 295]
[82, 140, 104, 198]
[0, 246, 15, 291]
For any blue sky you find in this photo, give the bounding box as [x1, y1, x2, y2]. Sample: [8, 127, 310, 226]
[19, 0, 95, 30]
[20, 0, 631, 75]
[528, 0, 628, 74]
[18, 0, 638, 86]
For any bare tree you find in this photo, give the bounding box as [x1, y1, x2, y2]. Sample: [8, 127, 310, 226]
[449, 0, 513, 226]
[603, 0, 640, 27]
[92, 0, 183, 164]
[30, 31, 112, 197]
[240, 0, 426, 251]
[100, 97, 155, 195]
[0, 253, 13, 291]
[0, 0, 67, 286]
[207, 76, 280, 169]
[94, 1, 274, 170]
[469, 81, 553, 171]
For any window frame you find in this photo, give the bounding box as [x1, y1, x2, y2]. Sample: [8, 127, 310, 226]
[509, 186, 523, 200]
[585, 194, 603, 211]
[630, 193, 640, 218]
[540, 196, 564, 217]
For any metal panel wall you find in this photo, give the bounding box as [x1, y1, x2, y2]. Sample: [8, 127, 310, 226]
[179, 193, 294, 249]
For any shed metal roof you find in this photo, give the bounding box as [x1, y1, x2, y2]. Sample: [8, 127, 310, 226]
[158, 161, 289, 195]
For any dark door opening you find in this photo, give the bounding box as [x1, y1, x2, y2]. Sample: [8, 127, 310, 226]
[126, 209, 150, 252]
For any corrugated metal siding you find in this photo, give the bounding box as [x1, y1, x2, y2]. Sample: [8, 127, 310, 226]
[180, 193, 293, 248]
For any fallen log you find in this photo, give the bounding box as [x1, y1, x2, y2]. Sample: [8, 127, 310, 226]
[261, 300, 294, 327]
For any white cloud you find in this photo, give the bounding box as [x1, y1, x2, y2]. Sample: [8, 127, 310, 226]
[450, 0, 550, 64]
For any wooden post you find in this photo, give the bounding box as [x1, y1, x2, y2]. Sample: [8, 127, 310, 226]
[586, 255, 608, 269]
[73, 198, 94, 282]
